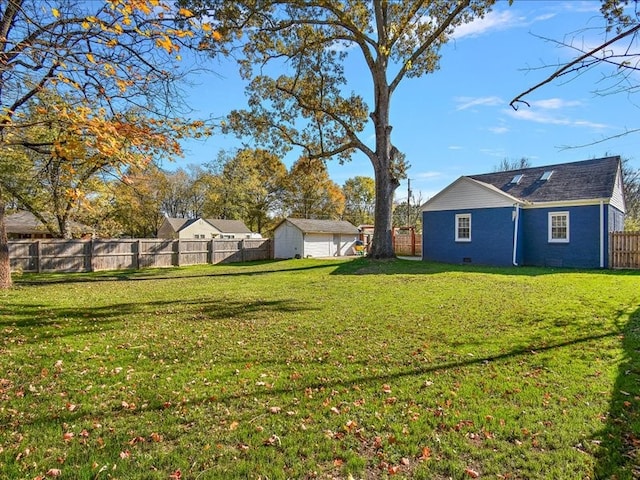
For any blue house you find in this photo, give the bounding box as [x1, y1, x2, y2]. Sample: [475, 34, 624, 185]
[421, 156, 626, 268]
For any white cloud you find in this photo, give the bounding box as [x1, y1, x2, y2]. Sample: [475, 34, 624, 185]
[506, 106, 610, 130]
[531, 98, 583, 110]
[488, 126, 509, 134]
[453, 10, 526, 39]
[448, 145, 463, 150]
[454, 96, 504, 110]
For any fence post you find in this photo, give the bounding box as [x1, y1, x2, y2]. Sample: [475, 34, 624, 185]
[175, 239, 181, 267]
[241, 239, 246, 263]
[136, 239, 141, 269]
[89, 238, 94, 272]
[411, 228, 416, 256]
[36, 240, 42, 273]
[208, 239, 213, 264]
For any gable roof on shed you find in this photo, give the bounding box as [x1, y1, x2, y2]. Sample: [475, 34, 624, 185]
[468, 156, 621, 203]
[281, 218, 360, 235]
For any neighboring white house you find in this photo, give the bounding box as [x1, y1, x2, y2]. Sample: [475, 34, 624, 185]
[273, 218, 360, 259]
[158, 217, 258, 239]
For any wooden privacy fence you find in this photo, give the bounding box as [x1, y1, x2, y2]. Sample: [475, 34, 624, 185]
[609, 232, 640, 269]
[392, 228, 422, 256]
[9, 238, 272, 273]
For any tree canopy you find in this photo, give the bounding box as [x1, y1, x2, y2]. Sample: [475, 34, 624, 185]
[185, 0, 503, 258]
[0, 0, 214, 288]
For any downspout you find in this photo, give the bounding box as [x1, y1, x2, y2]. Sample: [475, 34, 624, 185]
[512, 203, 520, 266]
[599, 200, 605, 268]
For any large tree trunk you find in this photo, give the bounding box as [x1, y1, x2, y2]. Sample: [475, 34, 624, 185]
[369, 162, 398, 258]
[368, 67, 400, 259]
[0, 198, 12, 289]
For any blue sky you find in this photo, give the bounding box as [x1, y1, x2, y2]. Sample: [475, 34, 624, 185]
[173, 1, 640, 203]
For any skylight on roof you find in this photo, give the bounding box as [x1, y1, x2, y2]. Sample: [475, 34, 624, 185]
[510, 174, 524, 184]
[540, 170, 554, 181]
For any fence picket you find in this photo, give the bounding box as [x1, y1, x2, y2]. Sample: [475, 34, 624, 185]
[609, 232, 640, 269]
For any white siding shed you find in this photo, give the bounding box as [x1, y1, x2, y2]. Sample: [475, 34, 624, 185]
[273, 218, 360, 259]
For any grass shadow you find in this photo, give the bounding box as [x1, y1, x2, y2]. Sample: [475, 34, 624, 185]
[594, 305, 640, 479]
[0, 297, 317, 344]
[330, 257, 640, 277]
[13, 259, 348, 286]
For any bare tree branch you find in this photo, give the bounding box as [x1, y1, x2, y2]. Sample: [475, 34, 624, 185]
[510, 23, 640, 110]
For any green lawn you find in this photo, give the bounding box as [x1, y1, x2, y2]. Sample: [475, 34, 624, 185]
[1, 259, 639, 479]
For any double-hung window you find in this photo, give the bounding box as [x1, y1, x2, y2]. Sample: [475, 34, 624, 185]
[455, 213, 471, 242]
[548, 212, 569, 243]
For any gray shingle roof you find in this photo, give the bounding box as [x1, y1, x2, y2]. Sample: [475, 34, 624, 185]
[204, 219, 252, 234]
[468, 156, 621, 203]
[284, 218, 360, 234]
[5, 211, 90, 235]
[164, 217, 193, 231]
[5, 211, 49, 234]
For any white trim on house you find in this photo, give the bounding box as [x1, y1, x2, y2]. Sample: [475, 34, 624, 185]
[610, 166, 626, 213]
[548, 211, 570, 243]
[455, 213, 471, 242]
[523, 198, 612, 209]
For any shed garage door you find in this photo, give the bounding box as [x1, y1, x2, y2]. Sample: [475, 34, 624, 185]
[305, 234, 334, 257]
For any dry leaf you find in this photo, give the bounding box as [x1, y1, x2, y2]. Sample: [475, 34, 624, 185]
[419, 446, 431, 460]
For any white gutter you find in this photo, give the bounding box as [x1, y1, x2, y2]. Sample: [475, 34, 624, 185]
[600, 201, 605, 268]
[512, 204, 520, 266]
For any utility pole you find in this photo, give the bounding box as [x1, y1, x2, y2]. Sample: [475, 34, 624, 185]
[407, 178, 412, 227]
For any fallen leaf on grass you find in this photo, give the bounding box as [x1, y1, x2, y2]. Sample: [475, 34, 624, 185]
[46, 469, 61, 477]
[419, 446, 431, 460]
[263, 434, 281, 446]
[465, 468, 480, 478]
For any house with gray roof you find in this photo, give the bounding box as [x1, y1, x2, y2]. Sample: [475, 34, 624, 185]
[158, 217, 257, 239]
[421, 156, 626, 268]
[274, 218, 360, 258]
[5, 211, 92, 239]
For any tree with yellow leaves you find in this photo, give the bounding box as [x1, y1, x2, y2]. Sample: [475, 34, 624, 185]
[0, 0, 214, 288]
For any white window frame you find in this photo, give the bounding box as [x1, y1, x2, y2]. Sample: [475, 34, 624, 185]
[455, 213, 471, 242]
[548, 211, 570, 243]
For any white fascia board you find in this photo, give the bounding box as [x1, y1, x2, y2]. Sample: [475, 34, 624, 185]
[523, 198, 611, 209]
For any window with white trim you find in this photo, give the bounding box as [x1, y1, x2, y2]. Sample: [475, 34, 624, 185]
[548, 212, 569, 243]
[455, 214, 471, 242]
